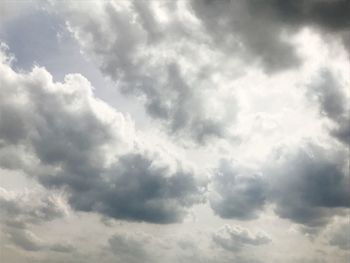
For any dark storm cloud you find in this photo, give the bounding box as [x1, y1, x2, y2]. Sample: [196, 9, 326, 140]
[210, 159, 267, 220]
[212, 225, 271, 252]
[309, 70, 350, 145]
[0, 46, 205, 224]
[190, 0, 350, 72]
[211, 143, 349, 228]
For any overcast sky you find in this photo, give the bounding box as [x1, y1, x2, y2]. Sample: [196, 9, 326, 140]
[0, 1, 349, 262]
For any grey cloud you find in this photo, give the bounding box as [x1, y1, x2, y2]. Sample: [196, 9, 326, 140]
[268, 143, 350, 227]
[309, 70, 350, 145]
[210, 159, 267, 220]
[0, 188, 67, 227]
[108, 233, 151, 263]
[0, 46, 205, 224]
[6, 227, 74, 253]
[212, 224, 271, 252]
[43, 152, 206, 224]
[296, 259, 327, 263]
[190, 0, 350, 72]
[106, 231, 262, 263]
[7, 228, 44, 252]
[57, 1, 238, 142]
[312, 71, 346, 121]
[190, 0, 301, 72]
[246, 0, 350, 31]
[211, 142, 349, 228]
[49, 243, 75, 253]
[0, 188, 73, 253]
[327, 220, 350, 250]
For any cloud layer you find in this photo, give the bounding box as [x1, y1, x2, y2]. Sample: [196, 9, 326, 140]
[212, 224, 271, 252]
[0, 1, 349, 263]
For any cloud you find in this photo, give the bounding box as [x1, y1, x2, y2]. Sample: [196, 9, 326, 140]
[6, 227, 74, 253]
[0, 188, 67, 227]
[44, 152, 206, 224]
[309, 69, 350, 145]
[212, 224, 271, 252]
[190, 0, 350, 72]
[108, 233, 151, 263]
[49, 243, 75, 253]
[53, 0, 349, 143]
[243, 0, 350, 32]
[0, 44, 205, 224]
[6, 228, 45, 252]
[106, 230, 265, 263]
[53, 1, 238, 142]
[296, 259, 327, 263]
[210, 142, 349, 229]
[326, 218, 350, 250]
[190, 0, 301, 72]
[267, 142, 350, 228]
[0, 188, 73, 253]
[210, 159, 267, 220]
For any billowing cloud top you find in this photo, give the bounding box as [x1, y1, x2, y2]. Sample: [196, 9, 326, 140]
[0, 44, 206, 224]
[0, 1, 349, 263]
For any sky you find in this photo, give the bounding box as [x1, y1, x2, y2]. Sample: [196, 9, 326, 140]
[0, 1, 349, 262]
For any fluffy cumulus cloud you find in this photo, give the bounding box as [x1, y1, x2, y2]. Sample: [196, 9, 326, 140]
[0, 44, 205, 224]
[47, 0, 350, 144]
[53, 0, 239, 142]
[1, 1, 350, 263]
